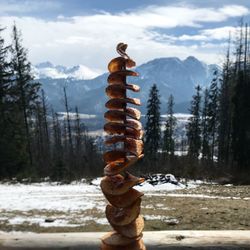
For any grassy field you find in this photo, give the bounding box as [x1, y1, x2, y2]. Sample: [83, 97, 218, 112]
[0, 184, 249, 232]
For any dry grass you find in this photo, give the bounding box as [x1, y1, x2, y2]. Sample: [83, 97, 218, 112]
[142, 195, 250, 230]
[172, 184, 250, 197]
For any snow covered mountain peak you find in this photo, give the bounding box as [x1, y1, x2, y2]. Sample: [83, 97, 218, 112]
[33, 62, 102, 80]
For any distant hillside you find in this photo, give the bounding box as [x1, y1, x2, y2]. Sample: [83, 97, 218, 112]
[36, 56, 218, 114]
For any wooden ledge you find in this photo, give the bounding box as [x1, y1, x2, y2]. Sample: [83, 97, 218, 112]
[0, 231, 250, 249]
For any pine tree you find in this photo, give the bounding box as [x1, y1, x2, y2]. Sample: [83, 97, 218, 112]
[163, 94, 176, 156]
[84, 135, 99, 176]
[0, 26, 17, 177]
[32, 91, 51, 177]
[187, 85, 202, 159]
[33, 101, 45, 177]
[231, 23, 250, 173]
[10, 24, 40, 170]
[51, 110, 65, 180]
[0, 27, 11, 112]
[217, 36, 234, 169]
[41, 89, 50, 152]
[144, 84, 161, 159]
[207, 70, 219, 161]
[216, 23, 250, 182]
[62, 117, 70, 178]
[74, 107, 82, 157]
[201, 88, 210, 160]
[63, 87, 74, 179]
[74, 106, 85, 177]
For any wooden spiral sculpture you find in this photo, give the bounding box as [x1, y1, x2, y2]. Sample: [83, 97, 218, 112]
[100, 43, 146, 250]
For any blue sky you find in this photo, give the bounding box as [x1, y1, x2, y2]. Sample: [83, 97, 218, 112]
[0, 0, 249, 74]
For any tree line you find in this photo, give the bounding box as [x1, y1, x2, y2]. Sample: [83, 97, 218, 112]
[0, 23, 249, 183]
[140, 23, 250, 184]
[0, 25, 101, 181]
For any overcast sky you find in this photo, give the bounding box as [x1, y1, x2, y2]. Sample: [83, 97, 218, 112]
[0, 0, 250, 73]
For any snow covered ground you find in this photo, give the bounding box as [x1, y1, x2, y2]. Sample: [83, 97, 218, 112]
[1, 178, 249, 231]
[0, 178, 198, 230]
[0, 178, 197, 212]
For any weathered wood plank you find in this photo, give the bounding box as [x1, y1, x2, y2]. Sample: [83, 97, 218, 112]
[0, 231, 250, 249]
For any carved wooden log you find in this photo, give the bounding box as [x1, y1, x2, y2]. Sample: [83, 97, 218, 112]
[1, 231, 250, 249]
[101, 43, 146, 250]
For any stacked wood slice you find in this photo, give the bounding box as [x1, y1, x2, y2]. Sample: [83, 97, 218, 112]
[101, 43, 146, 250]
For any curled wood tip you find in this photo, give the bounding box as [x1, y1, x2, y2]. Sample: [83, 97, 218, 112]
[116, 42, 129, 58]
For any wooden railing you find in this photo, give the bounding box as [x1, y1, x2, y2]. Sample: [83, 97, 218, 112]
[1, 231, 250, 249]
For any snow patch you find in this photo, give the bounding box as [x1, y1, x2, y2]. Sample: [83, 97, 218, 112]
[0, 182, 101, 212]
[144, 215, 179, 225]
[166, 193, 244, 200]
[56, 112, 96, 120]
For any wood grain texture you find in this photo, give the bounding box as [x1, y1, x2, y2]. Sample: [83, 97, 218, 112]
[0, 231, 250, 249]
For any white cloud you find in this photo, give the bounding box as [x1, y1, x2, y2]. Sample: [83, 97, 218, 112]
[178, 26, 236, 41]
[219, 5, 248, 17]
[201, 26, 236, 40]
[0, 4, 248, 71]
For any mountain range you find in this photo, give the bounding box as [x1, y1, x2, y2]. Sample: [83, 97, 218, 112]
[35, 56, 218, 114]
[33, 62, 101, 80]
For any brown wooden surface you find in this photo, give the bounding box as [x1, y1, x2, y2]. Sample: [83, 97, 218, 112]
[0, 231, 250, 249]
